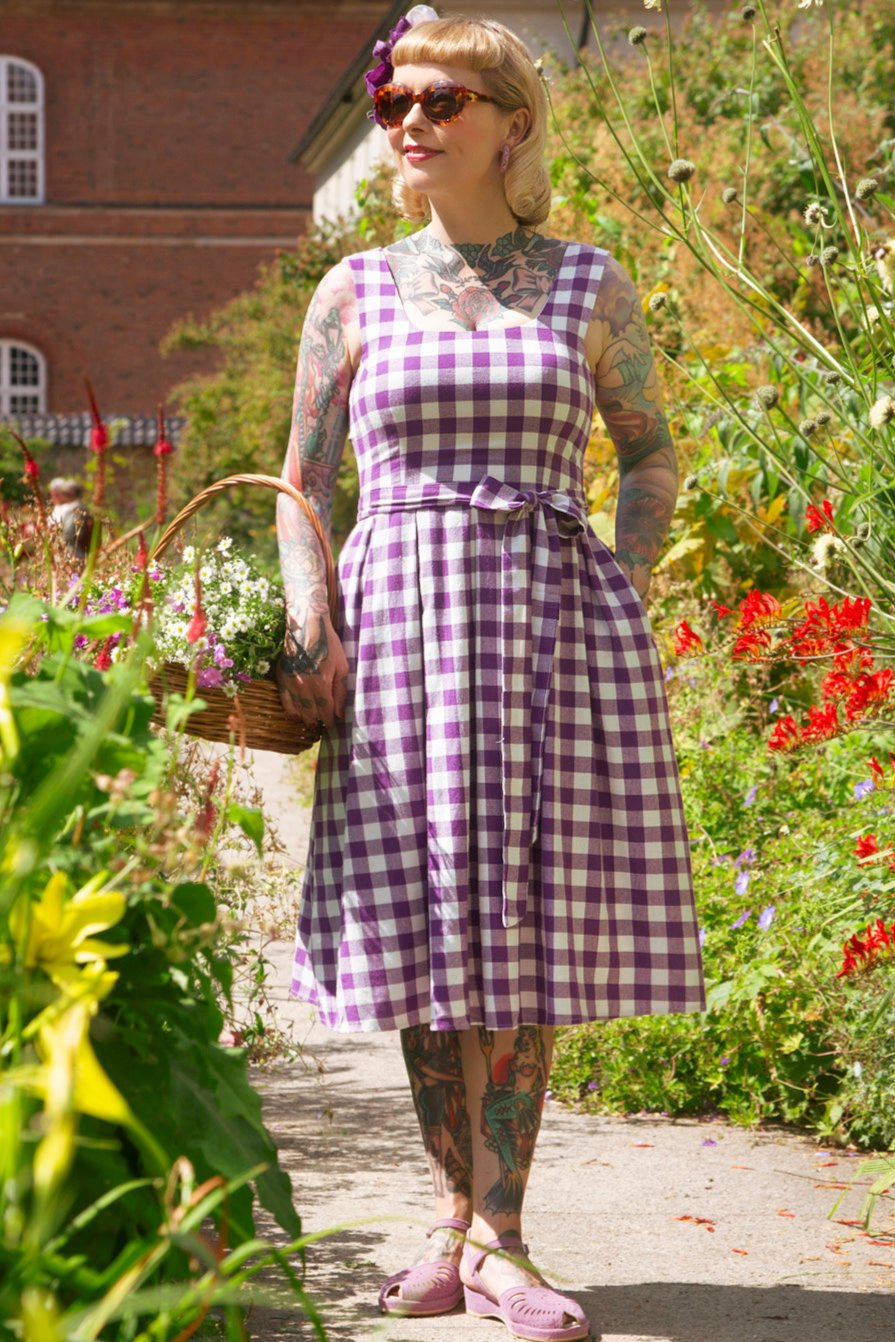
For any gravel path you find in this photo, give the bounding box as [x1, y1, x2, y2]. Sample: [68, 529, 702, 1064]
[243, 748, 895, 1342]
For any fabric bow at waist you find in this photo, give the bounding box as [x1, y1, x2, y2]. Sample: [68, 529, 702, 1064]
[467, 475, 588, 929]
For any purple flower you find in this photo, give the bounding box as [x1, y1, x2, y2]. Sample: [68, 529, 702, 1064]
[699, 738, 710, 750]
[744, 785, 758, 807]
[735, 869, 750, 896]
[587, 1081, 599, 1091]
[757, 904, 776, 931]
[702, 1138, 718, 1146]
[665, 665, 676, 682]
[734, 847, 756, 868]
[731, 909, 752, 929]
[711, 852, 731, 867]
[698, 926, 706, 948]
[854, 779, 875, 800]
[770, 697, 780, 713]
[364, 15, 412, 96]
[236, 671, 252, 683]
[196, 666, 225, 689]
[720, 1056, 730, 1066]
[74, 634, 89, 650]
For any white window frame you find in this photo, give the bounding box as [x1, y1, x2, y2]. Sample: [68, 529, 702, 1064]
[0, 339, 47, 414]
[0, 56, 44, 205]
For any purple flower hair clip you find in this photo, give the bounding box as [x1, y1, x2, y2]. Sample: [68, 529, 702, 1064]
[364, 5, 439, 100]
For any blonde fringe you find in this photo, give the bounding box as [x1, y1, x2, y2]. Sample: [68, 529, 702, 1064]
[387, 16, 551, 229]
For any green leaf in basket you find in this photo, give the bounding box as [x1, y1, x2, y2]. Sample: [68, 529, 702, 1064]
[228, 802, 264, 857]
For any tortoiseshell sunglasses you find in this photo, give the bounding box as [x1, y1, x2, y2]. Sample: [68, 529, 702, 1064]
[369, 80, 494, 129]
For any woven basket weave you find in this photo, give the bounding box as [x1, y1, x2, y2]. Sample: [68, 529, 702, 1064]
[147, 473, 338, 755]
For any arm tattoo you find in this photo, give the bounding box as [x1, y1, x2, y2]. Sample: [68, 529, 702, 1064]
[277, 262, 355, 638]
[476, 1026, 549, 1215]
[401, 1026, 473, 1199]
[385, 227, 566, 332]
[592, 258, 679, 591]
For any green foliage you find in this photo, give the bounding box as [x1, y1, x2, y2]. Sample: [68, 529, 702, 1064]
[0, 600, 308, 1336]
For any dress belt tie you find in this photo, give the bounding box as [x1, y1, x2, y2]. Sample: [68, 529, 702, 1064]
[467, 474, 588, 930]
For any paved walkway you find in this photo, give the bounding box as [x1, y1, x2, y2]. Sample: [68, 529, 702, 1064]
[245, 749, 894, 1342]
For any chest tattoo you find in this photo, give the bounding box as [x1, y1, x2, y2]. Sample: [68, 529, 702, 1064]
[385, 227, 566, 333]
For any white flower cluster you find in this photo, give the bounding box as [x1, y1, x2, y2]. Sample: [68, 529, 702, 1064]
[152, 536, 285, 691]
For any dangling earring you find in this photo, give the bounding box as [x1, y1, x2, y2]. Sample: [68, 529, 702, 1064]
[499, 143, 511, 174]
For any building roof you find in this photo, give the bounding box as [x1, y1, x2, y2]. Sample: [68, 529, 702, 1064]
[290, 0, 405, 171]
[1, 413, 184, 448]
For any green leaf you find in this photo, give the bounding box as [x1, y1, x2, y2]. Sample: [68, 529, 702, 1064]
[171, 882, 216, 926]
[227, 803, 264, 857]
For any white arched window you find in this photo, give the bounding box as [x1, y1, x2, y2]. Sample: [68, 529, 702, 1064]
[0, 57, 44, 204]
[0, 340, 47, 414]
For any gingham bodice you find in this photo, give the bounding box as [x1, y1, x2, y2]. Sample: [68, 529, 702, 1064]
[346, 242, 608, 521]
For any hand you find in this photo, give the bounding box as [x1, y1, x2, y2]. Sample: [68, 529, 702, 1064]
[275, 616, 348, 730]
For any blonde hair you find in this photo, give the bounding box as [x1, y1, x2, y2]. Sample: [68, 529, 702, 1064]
[388, 15, 551, 228]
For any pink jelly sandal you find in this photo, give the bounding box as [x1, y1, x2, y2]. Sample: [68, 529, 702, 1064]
[462, 1231, 591, 1341]
[378, 1216, 470, 1316]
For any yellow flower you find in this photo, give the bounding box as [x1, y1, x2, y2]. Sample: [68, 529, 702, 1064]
[10, 871, 128, 987]
[0, 616, 30, 763]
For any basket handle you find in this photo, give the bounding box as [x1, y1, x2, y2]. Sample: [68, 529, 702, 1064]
[147, 472, 339, 625]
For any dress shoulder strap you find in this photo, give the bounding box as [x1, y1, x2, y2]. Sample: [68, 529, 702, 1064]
[547, 243, 611, 335]
[345, 248, 401, 340]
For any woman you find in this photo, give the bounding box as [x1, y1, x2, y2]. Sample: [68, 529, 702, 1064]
[276, 10, 704, 1339]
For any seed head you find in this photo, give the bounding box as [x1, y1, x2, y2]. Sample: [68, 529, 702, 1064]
[721, 187, 738, 204]
[855, 177, 879, 201]
[628, 26, 647, 45]
[668, 158, 696, 184]
[806, 253, 819, 267]
[798, 418, 817, 437]
[648, 291, 668, 311]
[814, 408, 832, 426]
[820, 369, 841, 386]
[741, 3, 757, 17]
[820, 245, 840, 267]
[754, 384, 779, 410]
[811, 534, 845, 570]
[804, 202, 823, 226]
[684, 473, 700, 491]
[855, 521, 872, 539]
[869, 394, 895, 429]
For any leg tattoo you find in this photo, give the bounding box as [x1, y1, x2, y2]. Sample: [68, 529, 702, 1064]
[401, 1026, 473, 1199]
[476, 1026, 549, 1215]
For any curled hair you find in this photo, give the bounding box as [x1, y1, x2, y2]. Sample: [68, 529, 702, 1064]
[387, 16, 551, 228]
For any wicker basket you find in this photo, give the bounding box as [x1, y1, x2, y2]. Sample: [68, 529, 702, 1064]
[146, 473, 338, 755]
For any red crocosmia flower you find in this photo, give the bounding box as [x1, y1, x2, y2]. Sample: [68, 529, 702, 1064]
[186, 565, 207, 644]
[854, 833, 880, 863]
[711, 600, 733, 618]
[821, 670, 854, 701]
[732, 628, 772, 661]
[196, 759, 220, 839]
[673, 620, 704, 656]
[136, 530, 149, 570]
[868, 756, 885, 784]
[831, 644, 874, 676]
[836, 917, 895, 978]
[805, 500, 835, 533]
[22, 448, 40, 481]
[768, 714, 800, 752]
[844, 668, 894, 722]
[737, 590, 782, 631]
[800, 702, 840, 744]
[186, 605, 207, 644]
[94, 637, 115, 671]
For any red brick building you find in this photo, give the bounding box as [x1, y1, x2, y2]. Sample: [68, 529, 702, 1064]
[0, 0, 386, 435]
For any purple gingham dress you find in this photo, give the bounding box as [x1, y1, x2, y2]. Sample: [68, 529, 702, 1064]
[290, 241, 705, 1032]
